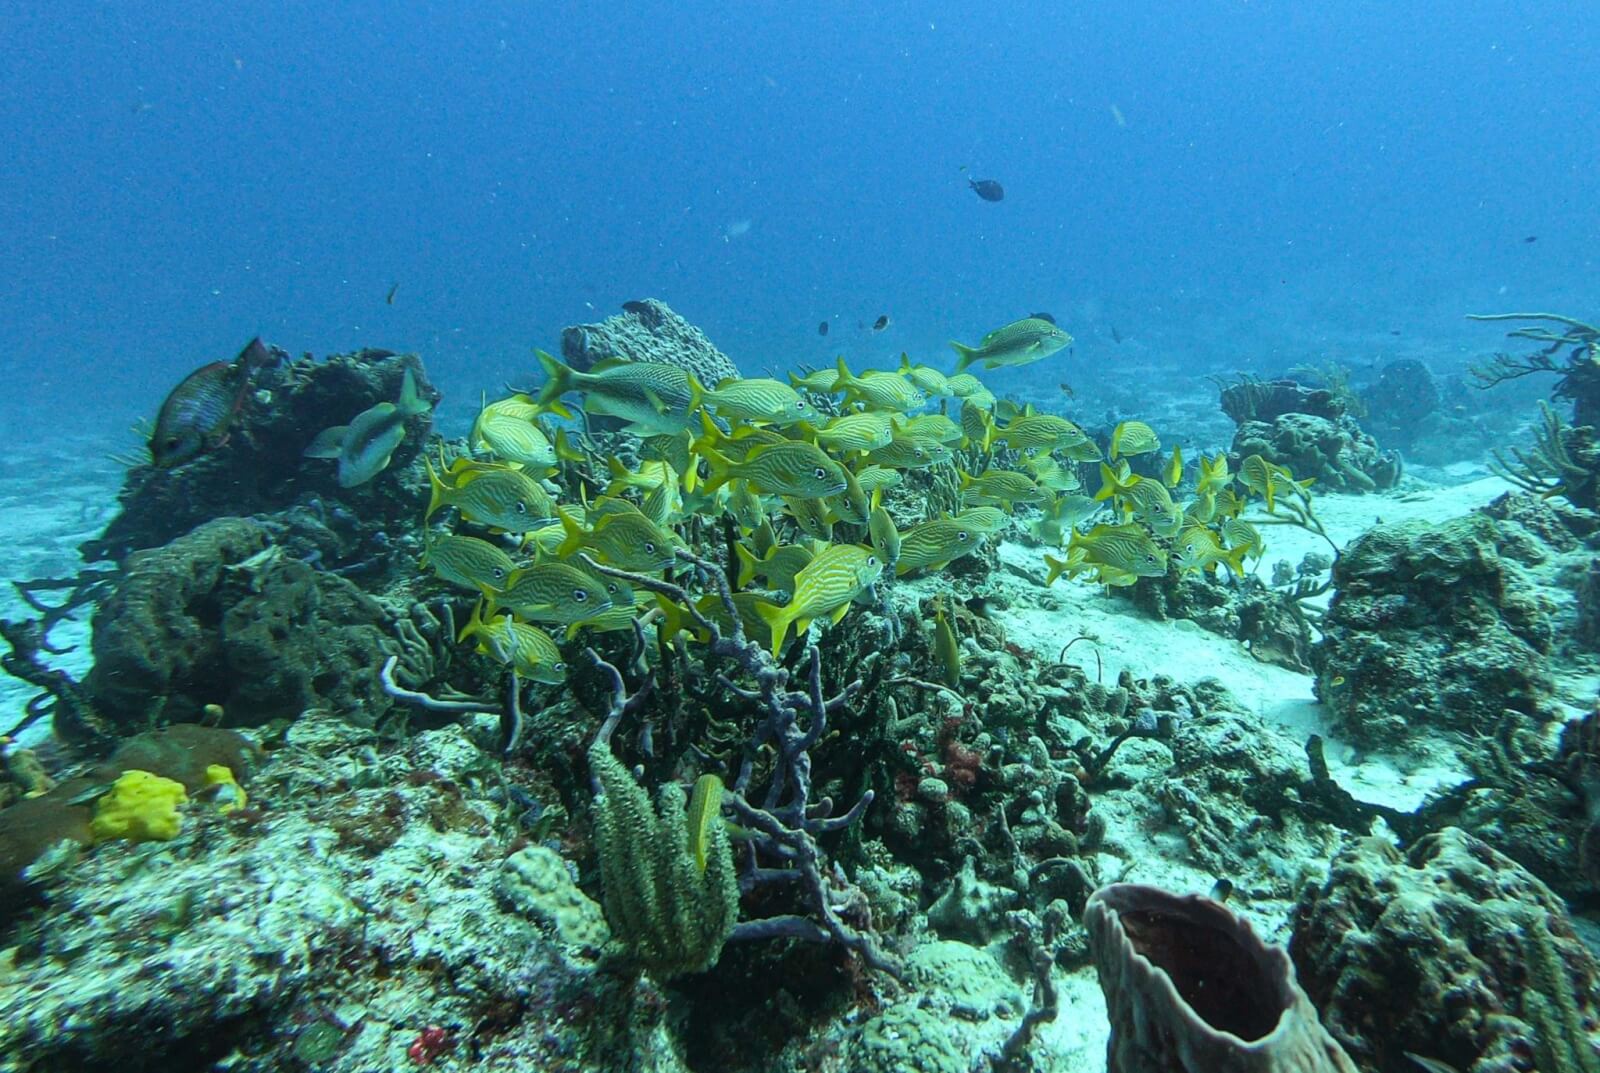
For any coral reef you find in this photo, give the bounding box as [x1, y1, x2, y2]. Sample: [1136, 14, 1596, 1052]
[1311, 513, 1558, 748]
[0, 714, 688, 1073]
[560, 298, 740, 421]
[1470, 311, 1600, 427]
[0, 723, 257, 912]
[1290, 827, 1600, 1073]
[1217, 374, 1400, 493]
[1087, 883, 1357, 1072]
[1231, 413, 1399, 493]
[84, 517, 407, 733]
[85, 346, 435, 566]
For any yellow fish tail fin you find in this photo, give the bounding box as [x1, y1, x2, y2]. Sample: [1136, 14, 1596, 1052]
[834, 355, 857, 387]
[1221, 542, 1251, 578]
[697, 444, 736, 494]
[458, 597, 488, 643]
[424, 456, 451, 519]
[555, 506, 586, 558]
[951, 340, 979, 372]
[1094, 462, 1124, 502]
[551, 427, 584, 462]
[686, 372, 709, 417]
[733, 541, 761, 588]
[754, 598, 792, 658]
[1043, 553, 1072, 587]
[534, 349, 573, 408]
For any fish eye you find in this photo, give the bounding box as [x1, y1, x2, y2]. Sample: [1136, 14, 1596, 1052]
[867, 555, 878, 566]
[492, 567, 506, 580]
[574, 589, 589, 602]
[514, 500, 528, 514]
[554, 662, 566, 671]
[813, 467, 826, 479]
[958, 530, 970, 541]
[644, 541, 657, 553]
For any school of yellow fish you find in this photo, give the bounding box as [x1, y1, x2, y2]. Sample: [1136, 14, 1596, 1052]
[418, 320, 1313, 683]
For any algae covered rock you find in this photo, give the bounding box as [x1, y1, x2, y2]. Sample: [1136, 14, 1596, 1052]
[1311, 513, 1557, 748]
[1290, 827, 1600, 1073]
[496, 845, 610, 956]
[842, 1002, 972, 1073]
[85, 517, 402, 732]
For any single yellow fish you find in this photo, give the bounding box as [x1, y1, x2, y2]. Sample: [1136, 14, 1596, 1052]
[950, 317, 1072, 372]
[484, 561, 614, 625]
[458, 601, 568, 684]
[896, 517, 984, 576]
[754, 544, 884, 655]
[426, 459, 555, 532]
[420, 531, 518, 592]
[1109, 420, 1160, 460]
[834, 357, 925, 412]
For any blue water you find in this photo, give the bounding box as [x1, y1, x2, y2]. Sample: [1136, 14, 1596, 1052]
[3, 1, 1596, 437]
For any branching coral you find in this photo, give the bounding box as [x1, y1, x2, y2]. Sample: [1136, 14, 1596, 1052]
[1470, 311, 1600, 427]
[1489, 399, 1600, 509]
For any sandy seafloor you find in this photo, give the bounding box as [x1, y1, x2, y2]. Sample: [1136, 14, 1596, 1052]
[0, 374, 1590, 1068]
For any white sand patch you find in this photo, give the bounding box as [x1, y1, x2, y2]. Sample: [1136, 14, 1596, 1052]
[990, 475, 1524, 813]
[0, 433, 123, 743]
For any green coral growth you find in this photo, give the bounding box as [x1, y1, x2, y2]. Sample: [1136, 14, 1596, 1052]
[588, 737, 739, 979]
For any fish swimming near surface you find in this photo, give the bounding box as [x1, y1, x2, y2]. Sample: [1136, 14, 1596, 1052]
[150, 337, 273, 468]
[951, 317, 1073, 372]
[304, 367, 433, 487]
[969, 178, 1005, 202]
[872, 315, 890, 331]
[818, 321, 830, 336]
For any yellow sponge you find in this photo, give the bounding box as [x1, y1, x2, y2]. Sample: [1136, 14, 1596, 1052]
[90, 769, 188, 843]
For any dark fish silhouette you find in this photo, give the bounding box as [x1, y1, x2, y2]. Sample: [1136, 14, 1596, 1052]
[150, 337, 272, 468]
[969, 179, 1004, 202]
[1523, 235, 1538, 243]
[1029, 312, 1056, 325]
[872, 315, 890, 331]
[385, 282, 398, 305]
[818, 321, 829, 336]
[1110, 324, 1123, 344]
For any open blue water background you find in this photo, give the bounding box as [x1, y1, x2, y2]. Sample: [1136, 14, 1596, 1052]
[2, 1, 1596, 440]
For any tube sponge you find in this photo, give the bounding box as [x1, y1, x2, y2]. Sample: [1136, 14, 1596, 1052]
[89, 769, 188, 844]
[1085, 883, 1357, 1073]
